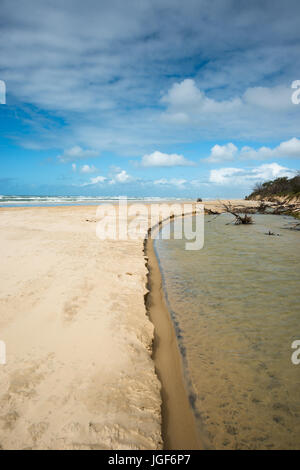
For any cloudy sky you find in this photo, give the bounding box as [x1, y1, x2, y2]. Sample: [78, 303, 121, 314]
[0, 0, 300, 198]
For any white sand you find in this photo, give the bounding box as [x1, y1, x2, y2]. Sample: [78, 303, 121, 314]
[0, 206, 162, 450]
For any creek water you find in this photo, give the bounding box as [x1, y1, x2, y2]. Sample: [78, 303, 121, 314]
[155, 213, 300, 449]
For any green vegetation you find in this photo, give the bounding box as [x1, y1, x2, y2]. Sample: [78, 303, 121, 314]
[246, 173, 300, 200]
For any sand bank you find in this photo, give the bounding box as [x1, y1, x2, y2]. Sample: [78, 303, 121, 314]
[0, 200, 255, 449]
[0, 205, 162, 450]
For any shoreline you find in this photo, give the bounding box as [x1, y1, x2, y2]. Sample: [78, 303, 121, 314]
[144, 227, 203, 450]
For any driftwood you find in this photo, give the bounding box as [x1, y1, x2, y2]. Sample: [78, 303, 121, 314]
[237, 196, 300, 220]
[222, 203, 253, 225]
[286, 222, 300, 231]
[205, 208, 220, 215]
[265, 230, 280, 236]
[257, 201, 268, 213]
[251, 198, 300, 217]
[203, 198, 300, 229]
[234, 207, 257, 214]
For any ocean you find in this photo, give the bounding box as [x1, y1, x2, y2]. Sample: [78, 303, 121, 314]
[0, 195, 189, 207]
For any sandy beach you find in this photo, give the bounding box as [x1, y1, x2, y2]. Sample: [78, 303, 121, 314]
[0, 200, 256, 450]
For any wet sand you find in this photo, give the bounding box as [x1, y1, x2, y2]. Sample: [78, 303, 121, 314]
[145, 235, 202, 449]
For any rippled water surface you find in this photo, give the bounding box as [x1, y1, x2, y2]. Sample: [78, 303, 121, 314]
[155, 214, 300, 449]
[0, 195, 188, 207]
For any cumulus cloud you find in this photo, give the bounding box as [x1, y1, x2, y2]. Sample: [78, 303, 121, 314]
[250, 163, 297, 180]
[209, 163, 297, 185]
[1, 0, 300, 170]
[204, 138, 300, 163]
[162, 80, 296, 120]
[240, 138, 300, 160]
[1, 1, 300, 155]
[80, 168, 134, 186]
[154, 178, 187, 187]
[110, 170, 134, 184]
[160, 79, 300, 142]
[141, 150, 194, 167]
[209, 168, 244, 184]
[161, 79, 241, 124]
[81, 175, 107, 186]
[161, 79, 203, 110]
[205, 143, 238, 163]
[58, 146, 99, 163]
[80, 164, 98, 174]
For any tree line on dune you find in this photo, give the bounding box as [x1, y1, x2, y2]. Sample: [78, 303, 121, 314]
[246, 173, 300, 201]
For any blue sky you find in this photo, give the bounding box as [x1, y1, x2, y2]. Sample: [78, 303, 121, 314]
[0, 0, 300, 198]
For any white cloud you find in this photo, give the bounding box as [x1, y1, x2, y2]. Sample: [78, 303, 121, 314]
[209, 168, 243, 184]
[161, 79, 203, 109]
[80, 164, 98, 174]
[80, 167, 135, 185]
[58, 146, 99, 163]
[205, 143, 238, 163]
[77, 168, 134, 186]
[240, 138, 300, 160]
[204, 138, 300, 163]
[161, 79, 241, 122]
[81, 175, 106, 186]
[209, 163, 297, 185]
[278, 137, 300, 157]
[250, 163, 296, 180]
[110, 170, 134, 184]
[141, 150, 194, 167]
[243, 85, 293, 110]
[240, 145, 274, 160]
[72, 163, 77, 172]
[159, 79, 300, 143]
[161, 80, 296, 120]
[2, 1, 300, 156]
[154, 178, 187, 187]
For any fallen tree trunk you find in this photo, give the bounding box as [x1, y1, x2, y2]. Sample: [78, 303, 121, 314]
[222, 203, 254, 225]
